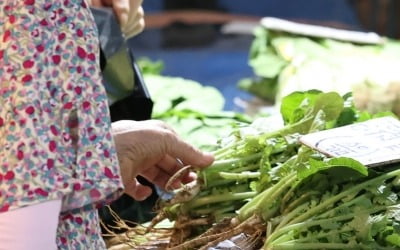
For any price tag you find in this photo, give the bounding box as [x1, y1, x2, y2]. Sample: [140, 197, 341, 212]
[300, 116, 400, 167]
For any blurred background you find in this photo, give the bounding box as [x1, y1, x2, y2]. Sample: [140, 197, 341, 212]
[127, 0, 400, 111]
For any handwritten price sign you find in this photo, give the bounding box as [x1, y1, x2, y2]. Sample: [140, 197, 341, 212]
[300, 116, 400, 167]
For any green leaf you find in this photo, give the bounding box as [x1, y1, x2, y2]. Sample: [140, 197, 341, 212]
[297, 158, 327, 180]
[249, 27, 269, 60]
[370, 215, 389, 237]
[313, 92, 344, 121]
[250, 50, 287, 78]
[386, 233, 400, 247]
[335, 107, 358, 127]
[272, 36, 328, 61]
[137, 57, 164, 75]
[145, 75, 225, 115]
[280, 90, 322, 124]
[307, 110, 328, 133]
[326, 158, 368, 176]
[298, 157, 368, 181]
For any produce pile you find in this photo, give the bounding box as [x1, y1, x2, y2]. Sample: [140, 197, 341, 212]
[239, 26, 400, 116]
[108, 90, 400, 249]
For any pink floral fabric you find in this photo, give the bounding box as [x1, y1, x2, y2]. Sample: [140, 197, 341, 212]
[0, 0, 124, 248]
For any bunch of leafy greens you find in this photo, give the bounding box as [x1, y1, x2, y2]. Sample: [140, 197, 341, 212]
[138, 58, 251, 151]
[150, 90, 400, 249]
[239, 27, 400, 116]
[136, 57, 165, 76]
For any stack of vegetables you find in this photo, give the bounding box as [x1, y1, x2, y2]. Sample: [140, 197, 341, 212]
[127, 90, 400, 250]
[107, 90, 400, 249]
[239, 26, 400, 116]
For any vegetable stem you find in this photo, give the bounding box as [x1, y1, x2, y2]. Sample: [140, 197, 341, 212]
[265, 205, 389, 247]
[185, 191, 257, 210]
[288, 169, 400, 226]
[268, 242, 363, 249]
[238, 171, 297, 221]
[219, 171, 260, 180]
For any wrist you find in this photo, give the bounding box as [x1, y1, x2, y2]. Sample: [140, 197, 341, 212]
[111, 120, 136, 134]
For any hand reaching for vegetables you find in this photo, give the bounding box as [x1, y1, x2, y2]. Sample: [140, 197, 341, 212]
[89, 0, 145, 39]
[112, 120, 214, 201]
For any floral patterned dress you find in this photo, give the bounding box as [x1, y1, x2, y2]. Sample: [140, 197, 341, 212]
[0, 0, 124, 248]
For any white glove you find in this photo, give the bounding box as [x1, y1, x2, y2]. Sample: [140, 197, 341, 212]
[89, 0, 145, 39]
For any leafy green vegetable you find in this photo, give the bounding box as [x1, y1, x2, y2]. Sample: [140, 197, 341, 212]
[298, 157, 368, 180]
[144, 75, 225, 116]
[148, 90, 400, 250]
[137, 57, 164, 75]
[241, 26, 400, 116]
[142, 70, 251, 151]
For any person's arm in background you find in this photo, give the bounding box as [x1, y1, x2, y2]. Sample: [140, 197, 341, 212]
[89, 0, 145, 39]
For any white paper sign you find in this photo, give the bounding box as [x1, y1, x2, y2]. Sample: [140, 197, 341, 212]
[300, 116, 400, 167]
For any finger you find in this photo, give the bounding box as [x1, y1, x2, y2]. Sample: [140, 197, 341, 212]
[155, 157, 198, 189]
[181, 171, 197, 184]
[111, 0, 129, 27]
[140, 166, 179, 190]
[101, 0, 113, 5]
[122, 18, 145, 39]
[163, 133, 215, 168]
[148, 119, 177, 135]
[156, 155, 183, 176]
[132, 0, 144, 9]
[88, 0, 103, 7]
[121, 7, 145, 38]
[126, 0, 144, 24]
[112, 120, 177, 135]
[124, 178, 152, 201]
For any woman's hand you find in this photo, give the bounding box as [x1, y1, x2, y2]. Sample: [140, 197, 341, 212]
[89, 0, 145, 38]
[112, 120, 214, 201]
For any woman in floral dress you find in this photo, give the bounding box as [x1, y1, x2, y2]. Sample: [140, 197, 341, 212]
[0, 0, 214, 249]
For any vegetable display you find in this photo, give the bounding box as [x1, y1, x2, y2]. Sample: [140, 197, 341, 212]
[138, 90, 399, 250]
[106, 58, 400, 249]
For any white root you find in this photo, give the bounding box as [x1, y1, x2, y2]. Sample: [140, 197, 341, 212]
[167, 180, 202, 205]
[165, 165, 193, 191]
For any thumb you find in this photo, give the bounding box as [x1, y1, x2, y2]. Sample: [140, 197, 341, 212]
[124, 178, 153, 201]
